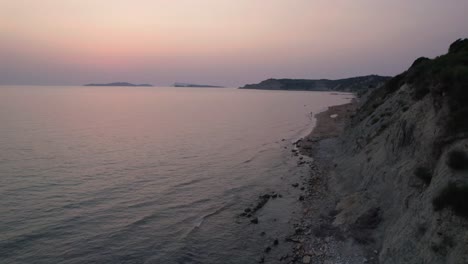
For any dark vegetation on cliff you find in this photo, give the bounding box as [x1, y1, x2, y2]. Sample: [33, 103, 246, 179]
[357, 39, 468, 152]
[240, 75, 391, 93]
[433, 183, 468, 218]
[446, 150, 468, 170]
[414, 166, 433, 185]
[407, 39, 468, 134]
[357, 39, 468, 214]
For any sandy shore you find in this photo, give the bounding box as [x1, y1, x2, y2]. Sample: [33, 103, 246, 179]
[247, 100, 364, 264]
[296, 100, 357, 157]
[280, 100, 373, 264]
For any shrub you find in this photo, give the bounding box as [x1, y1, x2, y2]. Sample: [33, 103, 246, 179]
[384, 72, 407, 95]
[414, 166, 432, 184]
[403, 39, 468, 104]
[449, 38, 468, 54]
[448, 108, 468, 132]
[444, 65, 468, 133]
[444, 65, 468, 105]
[446, 150, 468, 170]
[349, 207, 382, 244]
[411, 57, 431, 68]
[433, 183, 468, 218]
[406, 57, 432, 100]
[431, 234, 455, 256]
[413, 86, 430, 100]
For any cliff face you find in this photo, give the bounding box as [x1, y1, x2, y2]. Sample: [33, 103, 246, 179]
[332, 39, 468, 263]
[240, 75, 390, 93]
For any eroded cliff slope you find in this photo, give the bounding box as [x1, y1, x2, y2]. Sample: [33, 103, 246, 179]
[332, 39, 468, 263]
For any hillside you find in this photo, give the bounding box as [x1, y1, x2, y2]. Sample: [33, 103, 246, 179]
[239, 75, 391, 93]
[308, 39, 468, 263]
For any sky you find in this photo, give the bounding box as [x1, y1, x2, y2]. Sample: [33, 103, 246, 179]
[1, 0, 468, 87]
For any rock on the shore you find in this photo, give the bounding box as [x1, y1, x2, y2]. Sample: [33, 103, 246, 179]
[302, 255, 311, 263]
[241, 191, 279, 218]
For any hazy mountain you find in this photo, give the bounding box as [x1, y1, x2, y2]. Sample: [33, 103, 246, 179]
[173, 82, 224, 88]
[84, 82, 153, 87]
[240, 75, 391, 93]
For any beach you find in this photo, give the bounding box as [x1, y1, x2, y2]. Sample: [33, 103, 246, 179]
[283, 101, 374, 264]
[242, 100, 363, 263]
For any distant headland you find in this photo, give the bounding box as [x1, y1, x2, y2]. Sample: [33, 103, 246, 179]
[240, 75, 391, 93]
[173, 82, 224, 88]
[84, 82, 153, 87]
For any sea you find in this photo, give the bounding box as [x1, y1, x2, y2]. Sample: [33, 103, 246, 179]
[0, 86, 351, 264]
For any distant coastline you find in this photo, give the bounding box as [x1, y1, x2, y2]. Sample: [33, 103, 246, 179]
[173, 82, 224, 88]
[239, 75, 390, 93]
[84, 82, 153, 87]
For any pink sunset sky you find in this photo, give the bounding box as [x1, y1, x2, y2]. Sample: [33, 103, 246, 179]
[1, 0, 468, 87]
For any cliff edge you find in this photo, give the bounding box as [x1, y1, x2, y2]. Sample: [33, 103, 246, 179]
[332, 39, 468, 263]
[291, 39, 468, 264]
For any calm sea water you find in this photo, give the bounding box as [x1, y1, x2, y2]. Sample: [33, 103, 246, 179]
[0, 86, 350, 264]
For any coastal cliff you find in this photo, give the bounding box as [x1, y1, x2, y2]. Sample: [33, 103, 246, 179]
[240, 75, 390, 93]
[332, 38, 468, 263]
[292, 39, 468, 263]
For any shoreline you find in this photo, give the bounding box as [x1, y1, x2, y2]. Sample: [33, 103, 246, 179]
[246, 100, 359, 263]
[296, 99, 357, 156]
[285, 100, 369, 264]
[244, 100, 358, 264]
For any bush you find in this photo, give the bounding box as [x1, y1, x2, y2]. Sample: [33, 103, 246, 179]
[433, 183, 468, 218]
[444, 65, 468, 104]
[414, 166, 432, 184]
[448, 107, 468, 132]
[411, 57, 431, 68]
[413, 86, 430, 100]
[449, 38, 468, 54]
[406, 57, 432, 100]
[384, 72, 407, 95]
[349, 207, 382, 244]
[404, 39, 468, 105]
[430, 234, 455, 256]
[446, 150, 468, 170]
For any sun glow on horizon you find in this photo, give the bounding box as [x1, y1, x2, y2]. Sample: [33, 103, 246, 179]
[1, 0, 468, 86]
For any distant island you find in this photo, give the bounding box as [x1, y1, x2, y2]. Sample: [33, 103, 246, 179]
[84, 82, 153, 87]
[173, 82, 224, 88]
[240, 75, 391, 93]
